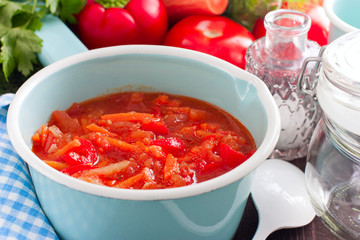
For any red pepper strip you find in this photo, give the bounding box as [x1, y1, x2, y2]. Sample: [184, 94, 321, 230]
[61, 164, 97, 176]
[62, 138, 98, 166]
[141, 118, 169, 135]
[198, 160, 222, 174]
[220, 143, 253, 168]
[150, 137, 186, 154]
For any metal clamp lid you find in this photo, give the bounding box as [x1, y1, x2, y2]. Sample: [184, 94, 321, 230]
[297, 46, 326, 98]
[299, 31, 360, 135]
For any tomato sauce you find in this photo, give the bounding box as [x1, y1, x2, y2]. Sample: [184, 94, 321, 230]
[32, 92, 256, 189]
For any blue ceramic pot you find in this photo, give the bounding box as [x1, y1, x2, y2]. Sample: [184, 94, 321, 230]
[324, 0, 360, 42]
[7, 16, 280, 240]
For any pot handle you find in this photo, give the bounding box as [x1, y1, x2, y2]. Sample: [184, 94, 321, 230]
[36, 15, 88, 66]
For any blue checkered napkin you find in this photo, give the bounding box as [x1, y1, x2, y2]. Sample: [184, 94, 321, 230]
[0, 94, 58, 240]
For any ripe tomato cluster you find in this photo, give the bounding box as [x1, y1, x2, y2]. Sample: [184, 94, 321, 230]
[76, 0, 329, 70]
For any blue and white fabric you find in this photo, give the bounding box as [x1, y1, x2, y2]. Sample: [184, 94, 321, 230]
[0, 93, 58, 239]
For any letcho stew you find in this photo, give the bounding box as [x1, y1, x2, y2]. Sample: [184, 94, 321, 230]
[32, 92, 256, 189]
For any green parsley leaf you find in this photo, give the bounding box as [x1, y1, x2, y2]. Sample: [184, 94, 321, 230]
[1, 27, 42, 80]
[0, 0, 85, 83]
[0, 23, 7, 36]
[0, 26, 16, 79]
[0, 0, 44, 81]
[0, 0, 24, 27]
[46, 0, 86, 24]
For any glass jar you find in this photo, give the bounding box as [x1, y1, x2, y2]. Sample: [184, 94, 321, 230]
[299, 30, 360, 240]
[246, 9, 321, 160]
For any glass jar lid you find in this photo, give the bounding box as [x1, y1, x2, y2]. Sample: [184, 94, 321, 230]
[317, 30, 360, 135]
[322, 30, 360, 97]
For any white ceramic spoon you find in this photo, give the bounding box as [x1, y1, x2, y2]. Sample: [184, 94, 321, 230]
[251, 159, 316, 240]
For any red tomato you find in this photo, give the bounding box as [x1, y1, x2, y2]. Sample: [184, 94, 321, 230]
[77, 0, 168, 49]
[305, 3, 329, 46]
[164, 15, 255, 69]
[252, 3, 329, 46]
[252, 18, 266, 39]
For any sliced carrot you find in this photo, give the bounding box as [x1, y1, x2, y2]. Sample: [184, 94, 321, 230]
[32, 124, 49, 147]
[48, 139, 81, 158]
[40, 124, 49, 146]
[32, 132, 41, 142]
[101, 112, 154, 123]
[148, 145, 166, 159]
[164, 154, 180, 181]
[142, 167, 156, 183]
[102, 136, 138, 152]
[44, 160, 69, 171]
[116, 173, 144, 188]
[86, 123, 112, 136]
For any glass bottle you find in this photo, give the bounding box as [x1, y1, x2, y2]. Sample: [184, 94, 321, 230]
[299, 30, 360, 240]
[245, 9, 321, 160]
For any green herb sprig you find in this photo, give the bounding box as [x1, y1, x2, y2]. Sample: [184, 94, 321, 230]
[0, 0, 85, 83]
[226, 0, 319, 31]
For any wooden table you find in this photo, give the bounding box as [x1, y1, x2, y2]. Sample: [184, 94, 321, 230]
[233, 158, 339, 240]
